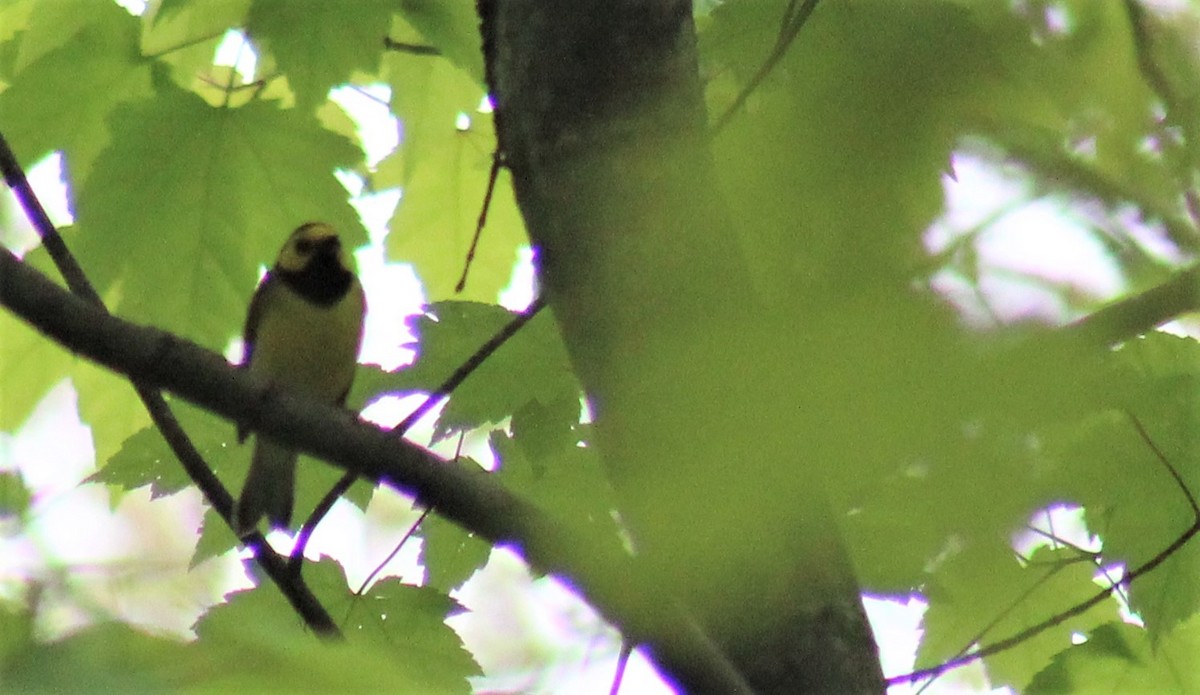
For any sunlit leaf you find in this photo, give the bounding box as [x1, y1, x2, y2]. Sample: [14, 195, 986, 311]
[378, 301, 578, 441]
[74, 81, 366, 349]
[247, 0, 395, 112]
[420, 511, 492, 593]
[0, 0, 152, 180]
[918, 543, 1121, 691]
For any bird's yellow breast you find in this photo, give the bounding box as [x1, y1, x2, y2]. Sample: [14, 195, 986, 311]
[248, 278, 365, 403]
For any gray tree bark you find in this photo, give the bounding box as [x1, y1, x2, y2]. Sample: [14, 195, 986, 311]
[480, 2, 885, 692]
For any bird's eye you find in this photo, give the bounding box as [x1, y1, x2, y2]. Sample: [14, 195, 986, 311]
[294, 238, 314, 255]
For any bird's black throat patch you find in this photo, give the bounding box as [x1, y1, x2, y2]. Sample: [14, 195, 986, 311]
[274, 251, 354, 306]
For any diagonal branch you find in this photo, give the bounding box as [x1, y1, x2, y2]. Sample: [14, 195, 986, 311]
[393, 297, 546, 435]
[0, 133, 340, 635]
[0, 245, 754, 694]
[1065, 263, 1200, 347]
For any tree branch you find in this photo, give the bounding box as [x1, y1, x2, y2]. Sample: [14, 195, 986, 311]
[0, 132, 339, 635]
[0, 246, 754, 694]
[1066, 263, 1200, 347]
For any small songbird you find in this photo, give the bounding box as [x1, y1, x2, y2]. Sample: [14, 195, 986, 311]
[233, 222, 366, 537]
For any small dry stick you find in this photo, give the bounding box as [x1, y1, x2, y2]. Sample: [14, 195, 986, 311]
[455, 151, 504, 293]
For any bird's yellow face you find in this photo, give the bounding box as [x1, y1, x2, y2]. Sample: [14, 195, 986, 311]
[276, 222, 351, 274]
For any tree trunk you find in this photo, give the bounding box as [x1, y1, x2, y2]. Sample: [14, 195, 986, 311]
[480, 2, 885, 692]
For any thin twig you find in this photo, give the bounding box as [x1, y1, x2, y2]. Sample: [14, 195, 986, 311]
[914, 556, 1071, 695]
[356, 507, 432, 597]
[1127, 410, 1200, 516]
[0, 131, 340, 636]
[1024, 525, 1100, 561]
[347, 84, 391, 107]
[393, 297, 546, 435]
[1064, 263, 1200, 349]
[711, 0, 821, 134]
[142, 30, 229, 61]
[609, 640, 634, 695]
[220, 34, 248, 108]
[344, 435, 466, 616]
[197, 74, 267, 93]
[383, 37, 440, 56]
[289, 470, 352, 574]
[455, 151, 504, 293]
[995, 130, 1199, 252]
[892, 519, 1200, 686]
[356, 433, 462, 596]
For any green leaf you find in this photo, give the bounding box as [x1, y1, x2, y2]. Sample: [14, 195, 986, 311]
[0, 471, 31, 518]
[705, 0, 994, 294]
[0, 600, 34, 666]
[509, 395, 582, 461]
[918, 543, 1121, 691]
[10, 0, 115, 72]
[420, 511, 491, 593]
[74, 81, 367, 349]
[191, 506, 237, 569]
[378, 34, 480, 189]
[90, 401, 232, 500]
[346, 363, 401, 412]
[247, 0, 394, 111]
[0, 0, 34, 56]
[1028, 620, 1200, 694]
[71, 362, 151, 473]
[381, 301, 579, 441]
[492, 428, 619, 542]
[840, 475, 957, 594]
[0, 0, 152, 181]
[0, 311, 73, 430]
[0, 622, 191, 693]
[150, 0, 248, 30]
[395, 0, 485, 83]
[0, 231, 79, 429]
[315, 564, 481, 688]
[381, 47, 527, 302]
[195, 558, 479, 692]
[152, 0, 206, 24]
[141, 0, 250, 95]
[194, 569, 472, 694]
[1053, 334, 1200, 642]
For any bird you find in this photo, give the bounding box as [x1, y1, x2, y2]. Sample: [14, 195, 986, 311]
[233, 222, 366, 537]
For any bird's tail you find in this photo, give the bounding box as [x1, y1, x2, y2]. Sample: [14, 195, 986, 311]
[233, 437, 297, 537]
